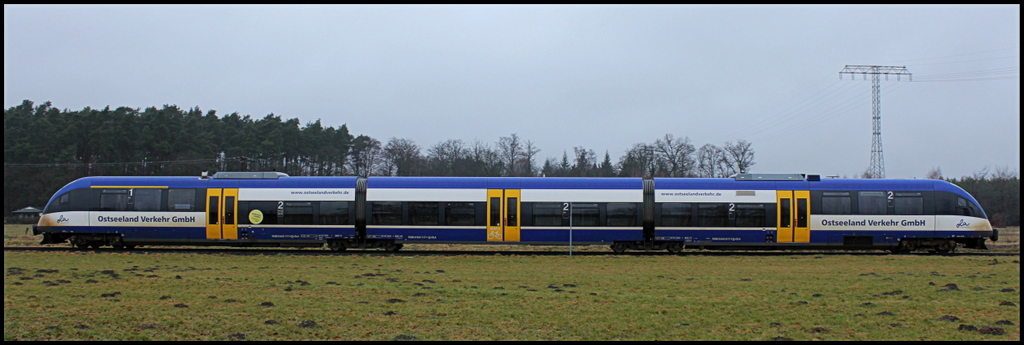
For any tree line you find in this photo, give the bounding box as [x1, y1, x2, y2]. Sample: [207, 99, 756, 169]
[4, 100, 1017, 226]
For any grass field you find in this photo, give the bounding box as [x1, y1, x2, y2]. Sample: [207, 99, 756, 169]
[4, 224, 1019, 253]
[4, 249, 1020, 340]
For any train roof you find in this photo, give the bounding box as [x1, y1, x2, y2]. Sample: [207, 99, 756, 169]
[653, 177, 958, 191]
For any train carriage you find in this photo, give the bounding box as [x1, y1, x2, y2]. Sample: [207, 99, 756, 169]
[651, 174, 994, 252]
[358, 177, 645, 249]
[34, 172, 996, 253]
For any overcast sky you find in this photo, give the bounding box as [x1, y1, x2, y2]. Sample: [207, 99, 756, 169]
[4, 5, 1020, 179]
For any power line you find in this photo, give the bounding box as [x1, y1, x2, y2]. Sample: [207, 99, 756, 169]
[839, 65, 913, 179]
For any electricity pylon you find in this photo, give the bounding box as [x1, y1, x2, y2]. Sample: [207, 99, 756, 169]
[840, 65, 912, 179]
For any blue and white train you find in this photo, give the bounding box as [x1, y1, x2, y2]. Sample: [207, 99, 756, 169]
[34, 172, 997, 253]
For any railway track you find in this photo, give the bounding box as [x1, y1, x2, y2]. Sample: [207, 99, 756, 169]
[4, 246, 1019, 257]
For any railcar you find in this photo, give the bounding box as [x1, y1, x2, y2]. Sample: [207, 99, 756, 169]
[33, 172, 996, 253]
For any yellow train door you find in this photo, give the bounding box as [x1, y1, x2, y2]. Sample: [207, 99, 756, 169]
[777, 190, 810, 243]
[205, 188, 239, 240]
[486, 189, 521, 242]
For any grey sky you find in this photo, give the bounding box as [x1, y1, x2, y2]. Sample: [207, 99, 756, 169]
[4, 4, 1019, 179]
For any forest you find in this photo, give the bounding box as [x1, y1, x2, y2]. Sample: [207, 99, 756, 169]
[4, 100, 1018, 227]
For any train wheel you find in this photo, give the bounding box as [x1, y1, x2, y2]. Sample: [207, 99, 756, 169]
[383, 242, 404, 252]
[611, 243, 627, 253]
[71, 236, 90, 249]
[666, 243, 684, 254]
[328, 241, 347, 252]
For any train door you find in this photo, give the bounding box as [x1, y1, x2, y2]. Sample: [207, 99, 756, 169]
[776, 190, 810, 243]
[486, 189, 521, 242]
[205, 188, 239, 240]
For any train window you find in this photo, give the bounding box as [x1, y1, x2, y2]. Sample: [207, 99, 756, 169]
[208, 196, 219, 224]
[607, 203, 637, 227]
[225, 196, 236, 225]
[894, 193, 923, 215]
[935, 193, 957, 215]
[134, 189, 162, 211]
[490, 198, 501, 226]
[780, 198, 791, 227]
[858, 192, 887, 215]
[572, 203, 599, 226]
[45, 192, 72, 213]
[168, 189, 196, 211]
[281, 202, 313, 224]
[821, 192, 852, 215]
[241, 201, 278, 225]
[100, 189, 130, 211]
[661, 203, 692, 227]
[796, 199, 807, 228]
[69, 189, 91, 211]
[507, 198, 518, 227]
[372, 202, 403, 225]
[532, 203, 563, 226]
[956, 197, 980, 217]
[957, 197, 968, 216]
[698, 203, 729, 227]
[445, 203, 476, 226]
[735, 204, 767, 227]
[320, 201, 349, 225]
[968, 201, 982, 218]
[410, 202, 439, 226]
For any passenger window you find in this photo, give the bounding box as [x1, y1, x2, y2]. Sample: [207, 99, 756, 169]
[698, 203, 729, 227]
[134, 189, 162, 211]
[281, 202, 313, 224]
[821, 192, 852, 215]
[372, 202, 403, 225]
[735, 204, 767, 227]
[607, 203, 637, 227]
[320, 201, 349, 225]
[100, 189, 130, 211]
[242, 201, 278, 225]
[858, 192, 887, 215]
[168, 189, 196, 211]
[572, 203, 599, 226]
[894, 192, 923, 215]
[532, 203, 563, 226]
[661, 203, 692, 227]
[410, 202, 439, 225]
[660, 203, 692, 227]
[445, 203, 476, 226]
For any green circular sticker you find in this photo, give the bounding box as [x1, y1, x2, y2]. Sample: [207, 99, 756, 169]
[249, 209, 264, 225]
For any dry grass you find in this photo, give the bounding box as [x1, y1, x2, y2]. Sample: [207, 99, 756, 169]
[4, 251, 1019, 341]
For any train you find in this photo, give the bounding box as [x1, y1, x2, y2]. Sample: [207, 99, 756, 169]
[33, 172, 998, 253]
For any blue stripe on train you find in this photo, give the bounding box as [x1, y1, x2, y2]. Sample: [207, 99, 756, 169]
[366, 227, 486, 242]
[653, 229, 990, 245]
[520, 229, 644, 243]
[40, 225, 357, 241]
[653, 229, 770, 243]
[364, 228, 646, 243]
